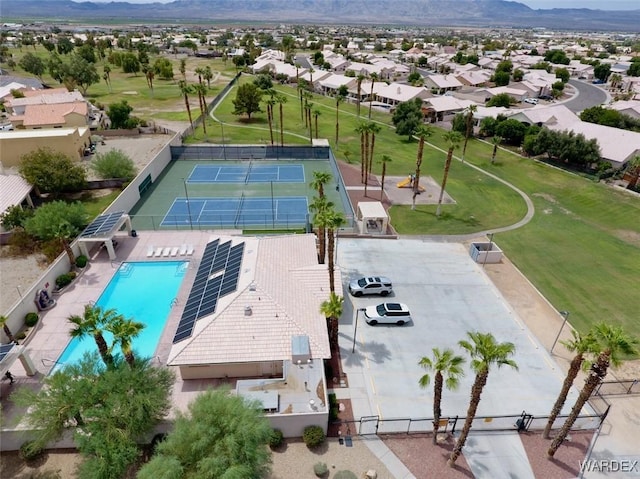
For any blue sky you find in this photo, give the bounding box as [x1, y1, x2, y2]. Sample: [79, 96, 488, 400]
[66, 0, 640, 7]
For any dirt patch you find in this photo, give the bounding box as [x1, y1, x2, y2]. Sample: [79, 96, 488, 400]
[0, 449, 82, 479]
[613, 229, 640, 248]
[520, 430, 592, 478]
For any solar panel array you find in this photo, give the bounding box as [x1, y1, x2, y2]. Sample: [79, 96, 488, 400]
[80, 211, 125, 238]
[173, 240, 245, 343]
[0, 343, 16, 364]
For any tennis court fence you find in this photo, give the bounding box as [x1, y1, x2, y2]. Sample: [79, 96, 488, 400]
[171, 145, 331, 161]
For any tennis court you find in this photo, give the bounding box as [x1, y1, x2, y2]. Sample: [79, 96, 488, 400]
[186, 164, 305, 184]
[161, 196, 309, 228]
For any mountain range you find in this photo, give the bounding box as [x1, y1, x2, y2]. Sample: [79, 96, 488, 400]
[3, 0, 640, 30]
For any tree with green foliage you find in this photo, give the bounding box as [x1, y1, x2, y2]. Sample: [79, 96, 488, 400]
[495, 119, 528, 145]
[486, 93, 512, 108]
[63, 53, 100, 95]
[254, 73, 273, 91]
[107, 315, 145, 367]
[309, 196, 333, 265]
[436, 131, 463, 217]
[512, 68, 524, 82]
[407, 71, 423, 86]
[495, 60, 513, 74]
[325, 208, 346, 293]
[0, 204, 34, 230]
[555, 67, 570, 83]
[56, 36, 74, 55]
[580, 106, 640, 132]
[0, 315, 16, 344]
[121, 52, 140, 75]
[544, 50, 570, 65]
[19, 148, 86, 197]
[628, 61, 640, 77]
[152, 57, 174, 80]
[490, 136, 502, 164]
[594, 63, 611, 82]
[392, 98, 424, 140]
[530, 128, 601, 166]
[335, 84, 348, 146]
[412, 124, 433, 209]
[107, 100, 138, 129]
[232, 83, 263, 120]
[138, 388, 272, 479]
[69, 305, 120, 367]
[14, 353, 174, 478]
[18, 52, 45, 80]
[77, 43, 96, 64]
[448, 332, 518, 466]
[419, 348, 465, 444]
[548, 324, 637, 457]
[91, 149, 137, 180]
[379, 154, 392, 201]
[491, 70, 510, 87]
[321, 292, 344, 351]
[461, 104, 477, 163]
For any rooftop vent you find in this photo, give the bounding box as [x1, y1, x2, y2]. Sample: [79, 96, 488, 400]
[249, 282, 256, 291]
[244, 305, 252, 316]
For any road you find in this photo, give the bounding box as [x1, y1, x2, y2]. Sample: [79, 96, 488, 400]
[563, 79, 609, 113]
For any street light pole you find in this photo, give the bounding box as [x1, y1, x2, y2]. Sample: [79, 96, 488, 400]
[183, 178, 193, 230]
[550, 311, 570, 354]
[352, 308, 365, 353]
[219, 120, 227, 161]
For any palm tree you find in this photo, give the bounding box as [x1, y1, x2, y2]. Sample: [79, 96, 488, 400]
[265, 95, 276, 145]
[203, 65, 213, 88]
[355, 122, 368, 184]
[313, 107, 322, 139]
[490, 136, 502, 164]
[146, 69, 155, 97]
[548, 323, 638, 457]
[0, 315, 16, 344]
[178, 80, 194, 131]
[542, 330, 597, 439]
[356, 74, 366, 117]
[193, 82, 208, 135]
[103, 64, 111, 93]
[107, 316, 145, 367]
[310, 171, 332, 199]
[412, 124, 434, 210]
[325, 209, 346, 293]
[363, 122, 381, 197]
[461, 105, 477, 163]
[275, 93, 287, 147]
[379, 155, 392, 201]
[68, 305, 121, 367]
[609, 73, 622, 90]
[368, 72, 379, 120]
[179, 58, 187, 80]
[320, 292, 344, 352]
[309, 196, 333, 265]
[436, 131, 463, 217]
[448, 332, 518, 466]
[419, 348, 466, 444]
[335, 85, 348, 146]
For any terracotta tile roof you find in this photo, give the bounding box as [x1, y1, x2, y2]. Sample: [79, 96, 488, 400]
[12, 101, 88, 127]
[168, 234, 335, 366]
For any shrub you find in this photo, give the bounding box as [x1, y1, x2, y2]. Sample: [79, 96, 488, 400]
[0, 204, 34, 230]
[91, 149, 137, 181]
[75, 255, 88, 268]
[25, 312, 39, 327]
[334, 471, 357, 479]
[313, 462, 329, 477]
[19, 440, 43, 462]
[269, 428, 284, 449]
[55, 272, 77, 289]
[303, 425, 325, 448]
[16, 332, 26, 340]
[328, 393, 338, 407]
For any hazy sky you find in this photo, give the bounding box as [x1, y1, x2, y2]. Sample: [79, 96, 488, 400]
[68, 0, 640, 7]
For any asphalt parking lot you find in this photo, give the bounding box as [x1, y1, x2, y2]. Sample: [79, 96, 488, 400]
[337, 238, 597, 433]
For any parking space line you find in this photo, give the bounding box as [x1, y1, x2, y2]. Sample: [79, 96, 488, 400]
[370, 377, 377, 395]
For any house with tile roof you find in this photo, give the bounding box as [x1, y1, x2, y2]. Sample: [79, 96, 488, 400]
[9, 101, 88, 130]
[423, 74, 463, 94]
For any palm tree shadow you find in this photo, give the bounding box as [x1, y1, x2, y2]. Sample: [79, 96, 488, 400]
[340, 340, 391, 368]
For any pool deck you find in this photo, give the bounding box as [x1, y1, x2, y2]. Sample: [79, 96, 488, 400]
[1, 230, 240, 415]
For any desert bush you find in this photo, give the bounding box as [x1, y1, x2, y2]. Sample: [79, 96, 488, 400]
[19, 440, 43, 462]
[55, 272, 77, 289]
[303, 425, 325, 448]
[334, 471, 357, 479]
[313, 462, 329, 477]
[91, 149, 137, 180]
[25, 312, 39, 327]
[75, 255, 88, 268]
[269, 428, 284, 449]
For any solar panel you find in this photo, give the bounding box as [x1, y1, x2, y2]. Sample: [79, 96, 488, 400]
[173, 240, 246, 344]
[0, 343, 16, 363]
[80, 211, 125, 238]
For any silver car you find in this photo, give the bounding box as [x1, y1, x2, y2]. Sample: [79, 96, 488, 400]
[364, 302, 411, 325]
[348, 276, 393, 297]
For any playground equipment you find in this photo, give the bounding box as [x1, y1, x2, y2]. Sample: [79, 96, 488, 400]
[397, 176, 425, 192]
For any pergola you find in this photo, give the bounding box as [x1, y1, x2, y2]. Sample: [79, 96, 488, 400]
[77, 211, 133, 260]
[0, 343, 36, 383]
[356, 201, 389, 235]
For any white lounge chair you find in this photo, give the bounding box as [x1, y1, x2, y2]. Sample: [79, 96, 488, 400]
[147, 245, 155, 257]
[154, 247, 163, 257]
[170, 246, 179, 257]
[186, 244, 194, 256]
[162, 247, 171, 257]
[179, 244, 187, 255]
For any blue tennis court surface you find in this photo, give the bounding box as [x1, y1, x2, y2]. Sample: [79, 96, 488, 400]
[162, 197, 309, 228]
[187, 164, 305, 184]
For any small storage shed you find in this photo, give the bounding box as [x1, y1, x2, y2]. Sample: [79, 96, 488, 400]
[357, 201, 388, 235]
[469, 242, 503, 264]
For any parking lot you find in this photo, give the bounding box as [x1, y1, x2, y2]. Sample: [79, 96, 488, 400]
[337, 239, 596, 431]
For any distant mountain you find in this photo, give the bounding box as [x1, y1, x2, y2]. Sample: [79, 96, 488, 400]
[3, 0, 640, 30]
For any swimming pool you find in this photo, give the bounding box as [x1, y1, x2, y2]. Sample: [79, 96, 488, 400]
[54, 261, 188, 370]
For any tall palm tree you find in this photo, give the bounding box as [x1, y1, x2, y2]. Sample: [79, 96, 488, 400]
[68, 305, 121, 367]
[193, 82, 208, 135]
[178, 80, 194, 131]
[310, 171, 333, 199]
[146, 69, 155, 97]
[0, 315, 16, 344]
[325, 209, 346, 293]
[412, 124, 434, 210]
[309, 196, 333, 265]
[461, 105, 477, 163]
[548, 323, 638, 457]
[107, 316, 145, 367]
[448, 332, 518, 466]
[203, 65, 213, 88]
[313, 107, 322, 139]
[275, 93, 288, 147]
[419, 348, 466, 445]
[367, 122, 381, 184]
[490, 135, 502, 164]
[542, 330, 597, 439]
[103, 64, 111, 93]
[368, 72, 379, 120]
[355, 122, 368, 184]
[335, 85, 348, 146]
[436, 131, 463, 217]
[320, 292, 344, 352]
[179, 58, 187, 80]
[356, 74, 366, 117]
[265, 95, 276, 145]
[379, 155, 392, 201]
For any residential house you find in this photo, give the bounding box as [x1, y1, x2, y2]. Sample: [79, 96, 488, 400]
[423, 74, 463, 94]
[0, 127, 92, 168]
[456, 70, 491, 87]
[425, 97, 478, 122]
[317, 74, 357, 96]
[608, 100, 640, 120]
[374, 82, 431, 108]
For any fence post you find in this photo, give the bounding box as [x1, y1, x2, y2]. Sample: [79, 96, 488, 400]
[628, 379, 638, 394]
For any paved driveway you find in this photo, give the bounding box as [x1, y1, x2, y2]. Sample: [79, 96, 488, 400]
[337, 239, 597, 433]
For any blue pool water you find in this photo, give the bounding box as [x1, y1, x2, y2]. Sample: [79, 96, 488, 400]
[54, 261, 188, 370]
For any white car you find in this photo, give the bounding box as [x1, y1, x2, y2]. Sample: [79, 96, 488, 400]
[348, 276, 393, 297]
[523, 98, 538, 105]
[364, 302, 411, 325]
